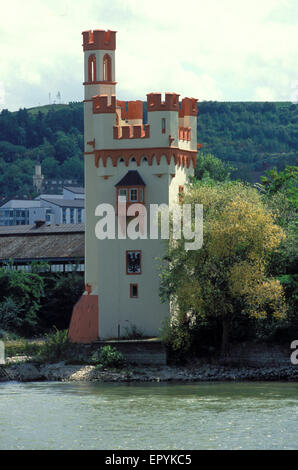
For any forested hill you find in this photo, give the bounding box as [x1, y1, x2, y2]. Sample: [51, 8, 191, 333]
[0, 101, 297, 199]
[197, 101, 298, 181]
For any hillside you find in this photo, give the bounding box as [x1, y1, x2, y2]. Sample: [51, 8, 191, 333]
[0, 101, 297, 199]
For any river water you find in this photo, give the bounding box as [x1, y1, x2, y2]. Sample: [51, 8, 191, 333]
[0, 381, 297, 450]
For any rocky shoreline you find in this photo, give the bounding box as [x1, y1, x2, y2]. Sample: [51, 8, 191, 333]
[1, 358, 298, 383]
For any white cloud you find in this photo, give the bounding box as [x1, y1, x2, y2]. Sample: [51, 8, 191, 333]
[0, 0, 297, 110]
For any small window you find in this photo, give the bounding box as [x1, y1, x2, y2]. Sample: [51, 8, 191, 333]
[126, 250, 141, 274]
[162, 118, 166, 134]
[130, 284, 138, 298]
[129, 188, 138, 202]
[103, 54, 112, 81]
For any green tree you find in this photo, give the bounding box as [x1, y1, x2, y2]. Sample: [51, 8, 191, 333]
[39, 272, 84, 331]
[195, 153, 233, 181]
[160, 181, 287, 356]
[0, 267, 44, 335]
[260, 165, 298, 206]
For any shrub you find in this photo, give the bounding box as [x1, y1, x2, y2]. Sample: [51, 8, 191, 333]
[0, 268, 44, 335]
[92, 346, 125, 369]
[39, 272, 84, 331]
[37, 329, 70, 363]
[0, 297, 24, 331]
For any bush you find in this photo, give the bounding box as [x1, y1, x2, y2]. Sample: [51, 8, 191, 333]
[91, 346, 125, 369]
[37, 329, 70, 363]
[0, 297, 24, 331]
[0, 268, 44, 335]
[39, 273, 84, 331]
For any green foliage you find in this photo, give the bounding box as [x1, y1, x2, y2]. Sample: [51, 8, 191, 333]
[39, 272, 84, 331]
[160, 181, 287, 357]
[197, 101, 298, 182]
[195, 153, 233, 182]
[37, 329, 70, 363]
[0, 268, 44, 335]
[91, 346, 125, 369]
[161, 317, 192, 363]
[3, 338, 42, 357]
[0, 297, 25, 331]
[1, 101, 298, 198]
[0, 103, 84, 199]
[260, 165, 298, 206]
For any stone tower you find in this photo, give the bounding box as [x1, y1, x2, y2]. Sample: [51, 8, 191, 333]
[33, 163, 44, 193]
[68, 29, 198, 342]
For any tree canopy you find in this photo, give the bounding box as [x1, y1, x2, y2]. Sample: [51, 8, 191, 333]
[160, 181, 287, 355]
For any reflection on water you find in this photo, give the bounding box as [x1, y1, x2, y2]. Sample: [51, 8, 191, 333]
[0, 381, 297, 450]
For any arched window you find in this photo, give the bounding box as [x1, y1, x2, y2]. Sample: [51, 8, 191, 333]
[103, 54, 112, 81]
[88, 54, 96, 82]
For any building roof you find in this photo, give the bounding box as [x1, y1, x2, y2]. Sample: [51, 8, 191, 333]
[35, 194, 63, 200]
[0, 200, 42, 209]
[40, 198, 85, 208]
[63, 186, 85, 194]
[0, 224, 85, 261]
[115, 170, 146, 187]
[0, 223, 85, 236]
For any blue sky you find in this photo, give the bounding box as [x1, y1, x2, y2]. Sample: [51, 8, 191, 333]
[1, 0, 298, 110]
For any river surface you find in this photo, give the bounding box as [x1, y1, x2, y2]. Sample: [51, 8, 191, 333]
[0, 381, 297, 450]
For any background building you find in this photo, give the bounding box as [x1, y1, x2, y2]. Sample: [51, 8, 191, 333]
[33, 163, 80, 195]
[0, 223, 84, 273]
[0, 186, 85, 226]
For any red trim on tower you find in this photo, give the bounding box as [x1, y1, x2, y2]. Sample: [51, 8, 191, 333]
[113, 124, 150, 139]
[82, 29, 116, 51]
[92, 95, 116, 113]
[179, 97, 198, 117]
[147, 93, 179, 112]
[83, 81, 117, 85]
[87, 138, 95, 148]
[178, 126, 191, 141]
[92, 147, 197, 169]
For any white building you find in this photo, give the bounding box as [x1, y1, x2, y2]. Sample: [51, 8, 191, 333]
[68, 28, 198, 342]
[0, 187, 85, 226]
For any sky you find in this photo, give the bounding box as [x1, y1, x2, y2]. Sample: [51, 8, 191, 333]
[0, 0, 298, 111]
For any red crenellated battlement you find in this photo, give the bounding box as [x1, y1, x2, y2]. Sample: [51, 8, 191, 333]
[116, 100, 143, 121]
[82, 29, 116, 51]
[92, 94, 116, 113]
[113, 124, 150, 139]
[178, 126, 191, 141]
[179, 97, 198, 117]
[147, 93, 180, 112]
